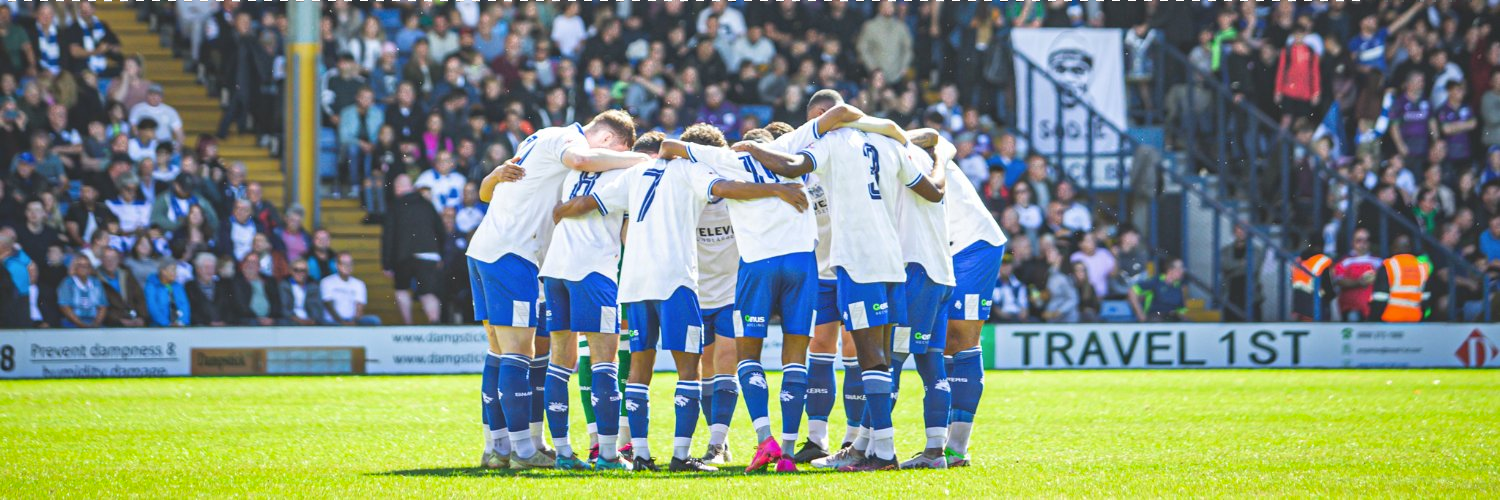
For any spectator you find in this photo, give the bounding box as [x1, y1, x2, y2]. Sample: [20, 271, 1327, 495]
[384, 174, 443, 325]
[185, 252, 230, 326]
[1129, 257, 1188, 322]
[1273, 27, 1321, 127]
[216, 198, 260, 261]
[168, 204, 215, 259]
[15, 200, 63, 264]
[1071, 260, 1101, 322]
[1484, 73, 1500, 150]
[127, 85, 184, 145]
[1333, 228, 1382, 322]
[143, 259, 188, 327]
[96, 247, 145, 327]
[306, 228, 338, 281]
[277, 205, 313, 262]
[729, 25, 776, 74]
[29, 4, 63, 76]
[280, 257, 326, 327]
[1389, 72, 1432, 165]
[215, 12, 257, 138]
[1041, 249, 1079, 323]
[126, 118, 159, 163]
[337, 86, 382, 200]
[123, 236, 163, 283]
[321, 251, 380, 326]
[320, 54, 364, 128]
[414, 150, 466, 213]
[229, 252, 281, 326]
[150, 175, 218, 236]
[0, 230, 33, 327]
[1435, 82, 1475, 169]
[246, 182, 281, 232]
[1055, 181, 1093, 233]
[105, 175, 150, 235]
[1482, 216, 1500, 267]
[856, 2, 911, 85]
[1069, 232, 1116, 299]
[991, 255, 1028, 323]
[57, 255, 105, 328]
[1219, 225, 1261, 322]
[62, 183, 114, 248]
[953, 132, 988, 191]
[426, 13, 459, 64]
[108, 55, 152, 110]
[248, 232, 290, 282]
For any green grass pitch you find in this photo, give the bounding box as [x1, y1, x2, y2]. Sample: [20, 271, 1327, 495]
[2, 369, 1496, 497]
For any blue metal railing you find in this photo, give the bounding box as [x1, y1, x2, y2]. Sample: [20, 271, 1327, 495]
[1147, 41, 1492, 321]
[1012, 50, 1310, 322]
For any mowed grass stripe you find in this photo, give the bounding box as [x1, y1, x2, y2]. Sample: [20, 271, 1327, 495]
[0, 370, 1495, 497]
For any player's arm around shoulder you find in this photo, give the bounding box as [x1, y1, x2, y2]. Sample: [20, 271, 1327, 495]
[562, 144, 652, 173]
[733, 140, 813, 178]
[710, 179, 809, 213]
[478, 160, 526, 203]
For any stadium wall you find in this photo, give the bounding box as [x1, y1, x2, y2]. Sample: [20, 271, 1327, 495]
[1, 324, 1494, 379]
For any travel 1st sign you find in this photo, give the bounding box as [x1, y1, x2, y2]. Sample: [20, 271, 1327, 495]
[989, 323, 1499, 369]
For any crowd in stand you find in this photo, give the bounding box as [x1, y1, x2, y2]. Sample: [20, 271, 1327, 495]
[0, 2, 378, 328]
[5, 1, 1498, 329]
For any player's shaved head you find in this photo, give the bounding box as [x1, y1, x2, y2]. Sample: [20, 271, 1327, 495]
[587, 109, 638, 150]
[764, 121, 793, 138]
[806, 89, 844, 118]
[680, 123, 728, 148]
[742, 128, 773, 144]
[632, 131, 665, 154]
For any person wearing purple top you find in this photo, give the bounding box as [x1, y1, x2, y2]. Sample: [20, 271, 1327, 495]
[1390, 72, 1433, 165]
[1436, 81, 1477, 171]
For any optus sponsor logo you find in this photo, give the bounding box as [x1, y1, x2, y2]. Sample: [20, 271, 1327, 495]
[1454, 329, 1498, 368]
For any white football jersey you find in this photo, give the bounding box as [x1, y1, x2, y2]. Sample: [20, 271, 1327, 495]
[770, 119, 835, 279]
[467, 124, 587, 265]
[592, 159, 725, 303]
[799, 129, 922, 284]
[943, 160, 1009, 253]
[696, 200, 738, 310]
[414, 169, 467, 213]
[893, 144, 955, 286]
[685, 144, 817, 263]
[539, 168, 629, 283]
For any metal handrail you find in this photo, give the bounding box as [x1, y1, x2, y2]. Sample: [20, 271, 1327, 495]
[1013, 50, 1312, 321]
[1153, 41, 1491, 320]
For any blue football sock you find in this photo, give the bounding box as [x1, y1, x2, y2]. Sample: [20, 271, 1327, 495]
[700, 380, 714, 426]
[528, 355, 549, 432]
[860, 368, 895, 460]
[591, 363, 621, 460]
[624, 383, 651, 449]
[544, 363, 574, 454]
[779, 363, 808, 447]
[841, 357, 866, 432]
[806, 353, 837, 422]
[950, 347, 985, 421]
[482, 352, 502, 434]
[860, 368, 894, 432]
[497, 354, 537, 457]
[737, 360, 772, 442]
[711, 375, 738, 427]
[915, 352, 951, 434]
[672, 380, 701, 460]
[889, 352, 910, 407]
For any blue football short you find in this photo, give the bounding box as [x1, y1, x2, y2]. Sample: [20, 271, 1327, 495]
[625, 286, 705, 354]
[950, 242, 1005, 321]
[469, 254, 539, 328]
[896, 263, 954, 354]
[834, 267, 902, 331]
[543, 273, 620, 335]
[734, 252, 818, 338]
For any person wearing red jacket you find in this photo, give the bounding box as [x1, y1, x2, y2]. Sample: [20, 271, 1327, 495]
[1275, 27, 1322, 127]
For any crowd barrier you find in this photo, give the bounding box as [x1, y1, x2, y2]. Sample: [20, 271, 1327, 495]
[1, 323, 1493, 379]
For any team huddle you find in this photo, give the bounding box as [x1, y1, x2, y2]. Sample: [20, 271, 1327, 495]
[466, 89, 1008, 473]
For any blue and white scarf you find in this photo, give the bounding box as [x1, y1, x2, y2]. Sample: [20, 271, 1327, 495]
[79, 16, 108, 74]
[36, 21, 60, 74]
